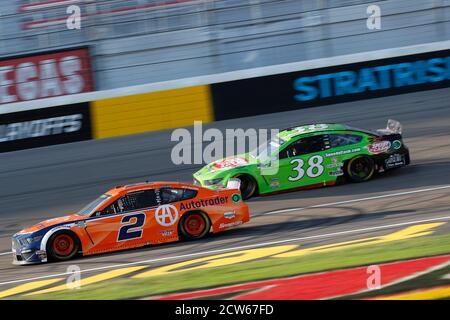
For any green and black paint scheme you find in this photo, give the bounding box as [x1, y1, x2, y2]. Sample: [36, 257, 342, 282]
[193, 120, 410, 199]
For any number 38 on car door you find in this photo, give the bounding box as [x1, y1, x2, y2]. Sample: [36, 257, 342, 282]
[278, 135, 327, 190]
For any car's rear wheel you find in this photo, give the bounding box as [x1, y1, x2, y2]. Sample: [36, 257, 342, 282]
[346, 155, 375, 182]
[179, 212, 211, 240]
[47, 231, 79, 261]
[234, 174, 257, 200]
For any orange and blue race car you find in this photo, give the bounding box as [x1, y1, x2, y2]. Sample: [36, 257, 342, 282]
[11, 180, 249, 265]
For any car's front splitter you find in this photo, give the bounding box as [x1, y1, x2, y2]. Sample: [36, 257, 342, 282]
[12, 249, 47, 265]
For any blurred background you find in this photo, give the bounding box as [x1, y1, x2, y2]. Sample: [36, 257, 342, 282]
[1, 0, 449, 89]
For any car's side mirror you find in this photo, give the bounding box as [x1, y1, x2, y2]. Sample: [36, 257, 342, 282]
[266, 157, 279, 167]
[257, 157, 277, 168]
[258, 157, 280, 176]
[226, 178, 241, 190]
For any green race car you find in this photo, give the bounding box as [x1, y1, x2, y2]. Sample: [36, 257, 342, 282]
[193, 120, 410, 199]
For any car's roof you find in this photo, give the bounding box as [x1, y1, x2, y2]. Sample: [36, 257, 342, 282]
[105, 181, 197, 196]
[277, 123, 374, 141]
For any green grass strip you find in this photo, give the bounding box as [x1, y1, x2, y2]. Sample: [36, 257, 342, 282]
[18, 232, 450, 300]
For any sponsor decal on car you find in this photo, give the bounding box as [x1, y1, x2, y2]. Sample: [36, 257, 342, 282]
[393, 140, 402, 150]
[179, 196, 229, 210]
[213, 157, 248, 169]
[326, 158, 343, 169]
[367, 141, 391, 154]
[231, 193, 242, 203]
[155, 205, 179, 227]
[76, 221, 86, 228]
[385, 154, 406, 169]
[325, 148, 361, 157]
[270, 178, 280, 189]
[223, 212, 236, 220]
[219, 220, 243, 229]
[329, 169, 344, 177]
[160, 230, 174, 237]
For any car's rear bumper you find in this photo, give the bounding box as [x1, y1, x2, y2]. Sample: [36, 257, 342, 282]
[212, 204, 250, 233]
[377, 147, 410, 171]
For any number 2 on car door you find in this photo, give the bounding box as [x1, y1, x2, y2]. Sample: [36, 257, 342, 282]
[117, 213, 146, 242]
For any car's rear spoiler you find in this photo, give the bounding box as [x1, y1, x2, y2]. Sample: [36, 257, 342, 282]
[376, 119, 403, 136]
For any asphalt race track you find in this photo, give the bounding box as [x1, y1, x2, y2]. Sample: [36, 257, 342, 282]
[1, 88, 450, 292]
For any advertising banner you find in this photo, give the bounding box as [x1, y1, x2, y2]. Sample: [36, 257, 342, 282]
[211, 49, 450, 120]
[0, 103, 92, 152]
[0, 48, 93, 105]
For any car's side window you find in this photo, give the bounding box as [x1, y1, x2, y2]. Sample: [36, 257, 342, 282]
[182, 189, 198, 200]
[326, 134, 363, 149]
[99, 189, 158, 215]
[278, 147, 290, 160]
[125, 189, 158, 210]
[100, 203, 117, 215]
[280, 135, 324, 158]
[160, 188, 198, 204]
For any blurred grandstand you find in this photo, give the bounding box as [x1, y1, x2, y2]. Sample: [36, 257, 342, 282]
[1, 0, 450, 89]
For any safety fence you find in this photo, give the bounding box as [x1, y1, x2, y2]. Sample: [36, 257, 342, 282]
[0, 41, 450, 152]
[2, 1, 449, 90]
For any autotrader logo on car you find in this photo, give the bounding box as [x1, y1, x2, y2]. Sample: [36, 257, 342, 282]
[179, 196, 229, 210]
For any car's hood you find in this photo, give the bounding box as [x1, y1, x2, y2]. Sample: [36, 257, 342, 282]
[16, 214, 85, 235]
[208, 154, 258, 171]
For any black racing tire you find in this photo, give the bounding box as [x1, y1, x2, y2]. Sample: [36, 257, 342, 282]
[46, 230, 80, 262]
[346, 155, 376, 183]
[179, 211, 211, 240]
[234, 174, 257, 200]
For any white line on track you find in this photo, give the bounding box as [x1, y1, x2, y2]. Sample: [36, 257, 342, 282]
[0, 215, 449, 286]
[265, 185, 450, 215]
[3, 185, 442, 258]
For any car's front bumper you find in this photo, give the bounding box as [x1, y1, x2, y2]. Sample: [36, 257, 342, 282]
[12, 237, 47, 265]
[12, 248, 47, 265]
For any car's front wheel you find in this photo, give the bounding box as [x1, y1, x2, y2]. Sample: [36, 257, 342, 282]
[234, 174, 257, 200]
[346, 155, 375, 182]
[47, 231, 79, 261]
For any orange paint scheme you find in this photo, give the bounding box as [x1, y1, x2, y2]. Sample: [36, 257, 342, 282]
[17, 182, 249, 258]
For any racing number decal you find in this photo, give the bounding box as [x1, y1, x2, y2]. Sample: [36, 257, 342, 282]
[288, 155, 324, 181]
[288, 159, 305, 181]
[118, 213, 146, 242]
[307, 155, 324, 178]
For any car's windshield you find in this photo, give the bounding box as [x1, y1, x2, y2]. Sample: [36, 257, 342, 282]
[77, 194, 112, 216]
[250, 138, 285, 161]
